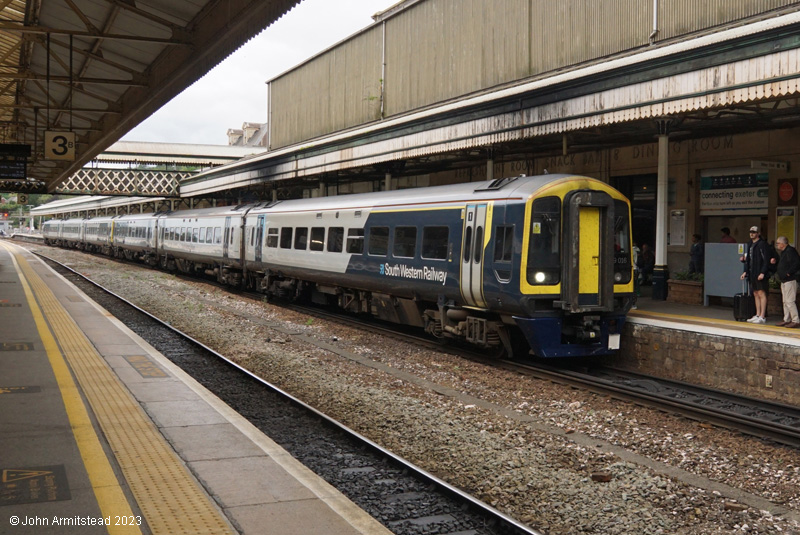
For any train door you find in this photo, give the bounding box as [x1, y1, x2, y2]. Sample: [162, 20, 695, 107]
[562, 190, 614, 312]
[460, 203, 488, 308]
[223, 216, 232, 259]
[255, 214, 265, 263]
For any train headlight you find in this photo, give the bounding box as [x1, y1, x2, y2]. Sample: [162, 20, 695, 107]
[534, 272, 546, 283]
[614, 272, 623, 283]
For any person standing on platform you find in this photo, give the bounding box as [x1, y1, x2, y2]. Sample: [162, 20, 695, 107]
[774, 236, 800, 328]
[689, 233, 704, 274]
[740, 226, 770, 324]
[720, 227, 736, 243]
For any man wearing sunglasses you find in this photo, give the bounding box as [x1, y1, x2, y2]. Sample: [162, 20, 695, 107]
[740, 226, 771, 324]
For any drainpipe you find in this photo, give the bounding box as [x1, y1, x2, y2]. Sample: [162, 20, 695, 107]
[649, 0, 659, 44]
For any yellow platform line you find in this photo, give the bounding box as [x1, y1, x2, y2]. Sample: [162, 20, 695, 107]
[4, 243, 234, 535]
[630, 308, 800, 337]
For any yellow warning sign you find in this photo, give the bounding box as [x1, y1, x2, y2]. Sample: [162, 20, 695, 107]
[3, 469, 53, 483]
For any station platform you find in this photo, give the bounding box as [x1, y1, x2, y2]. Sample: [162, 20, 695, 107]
[629, 284, 800, 348]
[0, 239, 391, 535]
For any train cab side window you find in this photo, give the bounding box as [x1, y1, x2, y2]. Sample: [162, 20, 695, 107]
[368, 226, 389, 256]
[494, 225, 514, 262]
[346, 228, 364, 254]
[393, 226, 417, 258]
[328, 227, 344, 253]
[527, 196, 561, 285]
[280, 227, 293, 249]
[613, 199, 633, 284]
[294, 227, 308, 250]
[310, 227, 325, 251]
[422, 226, 449, 260]
[267, 228, 278, 248]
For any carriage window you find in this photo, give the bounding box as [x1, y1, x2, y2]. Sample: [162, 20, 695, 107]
[346, 228, 364, 254]
[310, 227, 325, 251]
[368, 226, 389, 256]
[327, 227, 344, 253]
[206, 227, 213, 243]
[494, 225, 514, 262]
[527, 196, 561, 285]
[199, 227, 205, 243]
[214, 227, 222, 244]
[192, 228, 199, 243]
[422, 226, 449, 260]
[294, 227, 308, 250]
[280, 227, 292, 249]
[250, 227, 255, 247]
[393, 226, 417, 258]
[267, 228, 278, 248]
[613, 199, 632, 284]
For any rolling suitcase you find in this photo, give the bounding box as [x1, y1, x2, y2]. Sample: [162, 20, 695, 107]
[733, 280, 756, 321]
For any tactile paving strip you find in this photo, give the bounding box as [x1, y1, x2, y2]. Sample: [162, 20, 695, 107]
[15, 249, 234, 535]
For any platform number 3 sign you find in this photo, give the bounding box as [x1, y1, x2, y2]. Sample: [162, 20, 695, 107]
[44, 131, 76, 161]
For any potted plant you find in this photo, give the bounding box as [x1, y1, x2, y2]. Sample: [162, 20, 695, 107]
[667, 270, 704, 305]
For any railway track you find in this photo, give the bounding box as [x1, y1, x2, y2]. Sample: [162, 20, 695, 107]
[39, 252, 543, 535]
[270, 299, 800, 450]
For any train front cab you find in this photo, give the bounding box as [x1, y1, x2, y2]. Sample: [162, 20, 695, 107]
[516, 179, 634, 357]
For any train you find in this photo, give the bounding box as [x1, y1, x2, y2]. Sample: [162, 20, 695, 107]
[42, 173, 635, 358]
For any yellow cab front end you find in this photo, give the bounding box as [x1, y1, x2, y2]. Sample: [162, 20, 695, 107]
[514, 176, 634, 357]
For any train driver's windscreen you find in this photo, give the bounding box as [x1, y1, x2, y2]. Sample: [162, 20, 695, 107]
[527, 196, 561, 285]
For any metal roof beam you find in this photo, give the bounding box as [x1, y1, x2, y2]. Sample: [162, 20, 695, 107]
[0, 21, 190, 44]
[0, 72, 146, 85]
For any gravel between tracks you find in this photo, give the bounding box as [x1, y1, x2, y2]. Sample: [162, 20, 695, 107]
[33, 245, 800, 535]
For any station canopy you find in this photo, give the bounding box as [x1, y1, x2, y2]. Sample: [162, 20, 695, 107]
[0, 0, 299, 193]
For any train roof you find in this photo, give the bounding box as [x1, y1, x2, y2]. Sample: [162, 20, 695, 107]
[255, 174, 593, 214]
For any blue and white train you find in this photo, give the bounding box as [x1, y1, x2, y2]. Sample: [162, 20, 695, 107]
[42, 174, 635, 357]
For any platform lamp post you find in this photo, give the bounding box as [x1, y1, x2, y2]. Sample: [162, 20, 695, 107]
[651, 118, 673, 300]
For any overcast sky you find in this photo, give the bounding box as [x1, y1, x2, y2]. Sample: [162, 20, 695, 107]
[122, 0, 399, 146]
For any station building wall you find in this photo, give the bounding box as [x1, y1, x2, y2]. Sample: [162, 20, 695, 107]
[267, 0, 800, 149]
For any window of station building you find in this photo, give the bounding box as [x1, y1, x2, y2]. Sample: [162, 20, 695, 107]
[310, 227, 325, 251]
[527, 196, 561, 285]
[368, 226, 389, 256]
[346, 228, 364, 254]
[328, 227, 344, 253]
[294, 227, 308, 250]
[494, 225, 514, 262]
[267, 228, 278, 248]
[393, 226, 417, 258]
[280, 227, 293, 249]
[422, 226, 449, 260]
